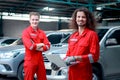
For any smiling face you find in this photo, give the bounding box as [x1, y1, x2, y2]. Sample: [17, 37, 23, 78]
[29, 15, 39, 29]
[76, 11, 87, 28]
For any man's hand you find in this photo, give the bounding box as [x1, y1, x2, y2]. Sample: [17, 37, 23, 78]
[36, 43, 44, 51]
[65, 56, 76, 66]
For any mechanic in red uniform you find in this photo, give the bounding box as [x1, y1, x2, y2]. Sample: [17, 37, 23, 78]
[64, 7, 100, 80]
[22, 12, 50, 80]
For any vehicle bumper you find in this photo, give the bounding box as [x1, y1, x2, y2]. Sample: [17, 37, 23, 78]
[46, 66, 68, 80]
[0, 64, 15, 75]
[47, 75, 67, 80]
[0, 58, 18, 76]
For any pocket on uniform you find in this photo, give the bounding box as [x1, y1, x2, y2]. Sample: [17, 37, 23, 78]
[78, 42, 88, 46]
[78, 43, 89, 54]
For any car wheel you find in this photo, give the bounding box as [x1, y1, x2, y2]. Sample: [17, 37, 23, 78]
[17, 63, 24, 80]
[92, 67, 103, 80]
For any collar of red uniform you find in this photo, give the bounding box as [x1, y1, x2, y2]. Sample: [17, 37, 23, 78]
[82, 28, 90, 36]
[29, 26, 41, 33]
[75, 28, 90, 37]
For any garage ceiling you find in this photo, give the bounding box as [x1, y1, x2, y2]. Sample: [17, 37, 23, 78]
[0, 0, 120, 19]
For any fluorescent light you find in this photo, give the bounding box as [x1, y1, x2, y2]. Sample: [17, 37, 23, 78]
[96, 6, 103, 10]
[43, 7, 55, 11]
[2, 12, 70, 22]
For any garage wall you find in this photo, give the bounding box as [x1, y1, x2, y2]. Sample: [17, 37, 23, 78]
[101, 20, 120, 26]
[3, 19, 68, 37]
[3, 19, 119, 37]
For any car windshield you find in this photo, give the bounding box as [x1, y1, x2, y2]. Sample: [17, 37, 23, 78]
[47, 33, 71, 44]
[96, 28, 109, 41]
[0, 37, 3, 39]
[60, 34, 70, 43]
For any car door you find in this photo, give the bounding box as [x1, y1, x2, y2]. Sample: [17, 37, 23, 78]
[101, 29, 120, 76]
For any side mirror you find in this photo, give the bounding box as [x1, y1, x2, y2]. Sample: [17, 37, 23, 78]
[105, 38, 117, 46]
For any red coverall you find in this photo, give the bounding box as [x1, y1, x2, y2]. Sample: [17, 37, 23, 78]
[22, 26, 50, 80]
[66, 28, 99, 80]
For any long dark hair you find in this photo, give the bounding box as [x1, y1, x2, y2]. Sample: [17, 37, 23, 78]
[69, 7, 97, 30]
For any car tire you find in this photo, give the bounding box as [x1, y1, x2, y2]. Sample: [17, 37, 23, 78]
[92, 67, 103, 80]
[17, 63, 24, 80]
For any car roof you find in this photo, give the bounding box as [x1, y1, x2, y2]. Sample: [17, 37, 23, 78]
[0, 37, 18, 43]
[97, 26, 120, 29]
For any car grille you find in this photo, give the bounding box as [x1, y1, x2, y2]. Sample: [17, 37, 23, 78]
[43, 54, 49, 62]
[46, 69, 51, 75]
[3, 64, 12, 71]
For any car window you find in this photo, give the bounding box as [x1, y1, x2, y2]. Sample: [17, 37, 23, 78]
[12, 38, 23, 45]
[96, 29, 108, 41]
[60, 33, 70, 43]
[16, 38, 23, 45]
[107, 30, 120, 45]
[1, 39, 17, 45]
[47, 33, 71, 44]
[47, 34, 62, 44]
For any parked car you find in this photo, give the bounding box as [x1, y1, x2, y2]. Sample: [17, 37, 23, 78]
[0, 29, 73, 80]
[45, 26, 120, 80]
[0, 37, 17, 47]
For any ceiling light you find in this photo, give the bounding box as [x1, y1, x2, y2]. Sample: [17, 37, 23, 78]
[96, 6, 103, 10]
[43, 7, 55, 11]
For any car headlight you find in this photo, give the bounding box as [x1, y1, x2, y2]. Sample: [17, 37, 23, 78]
[56, 67, 68, 76]
[60, 68, 68, 76]
[0, 50, 20, 59]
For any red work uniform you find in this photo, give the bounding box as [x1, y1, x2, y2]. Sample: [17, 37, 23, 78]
[66, 28, 99, 80]
[22, 26, 50, 80]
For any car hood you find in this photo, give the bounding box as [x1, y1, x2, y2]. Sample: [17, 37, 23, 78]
[0, 43, 67, 53]
[43, 44, 68, 54]
[0, 45, 24, 51]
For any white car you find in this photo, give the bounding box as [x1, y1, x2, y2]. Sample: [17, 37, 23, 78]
[45, 26, 120, 80]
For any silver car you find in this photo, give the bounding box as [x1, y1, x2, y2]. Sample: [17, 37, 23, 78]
[45, 26, 120, 80]
[0, 30, 72, 80]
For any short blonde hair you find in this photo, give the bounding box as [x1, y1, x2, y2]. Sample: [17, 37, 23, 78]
[29, 12, 40, 18]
